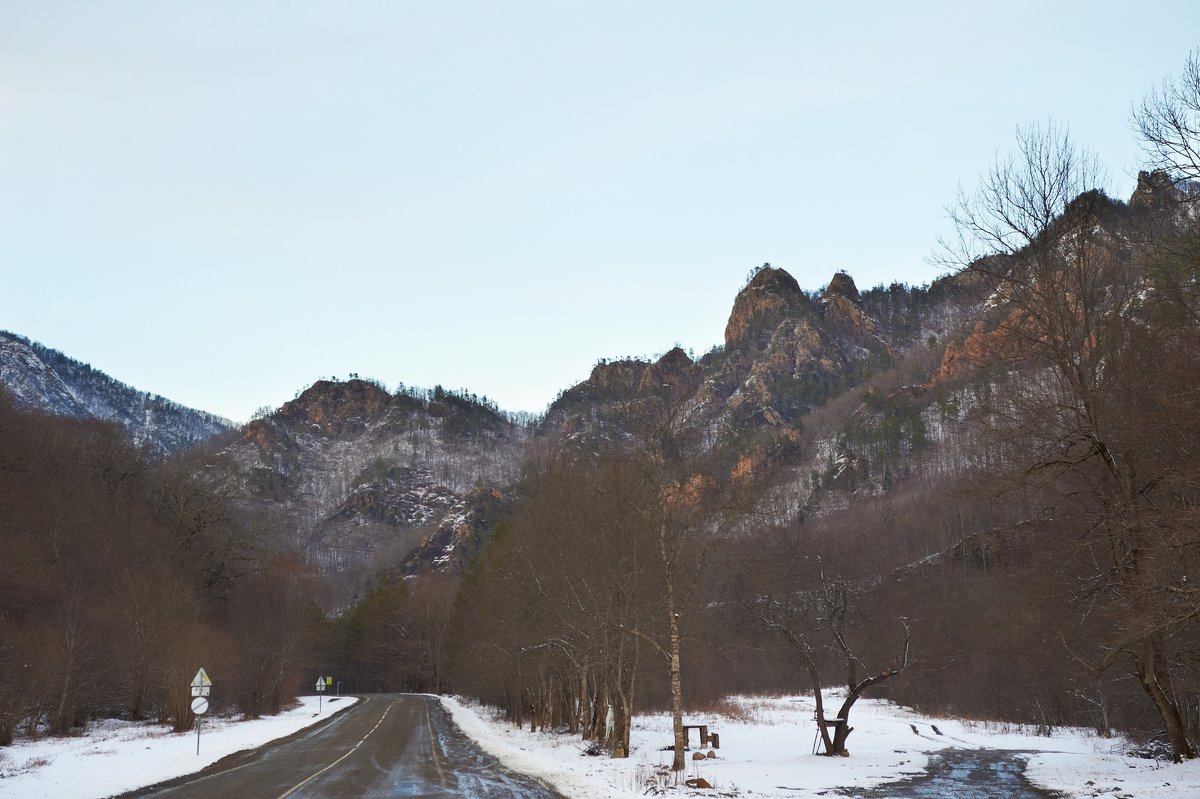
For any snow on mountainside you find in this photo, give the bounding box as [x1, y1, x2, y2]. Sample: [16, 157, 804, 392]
[0, 331, 233, 455]
[216, 379, 528, 599]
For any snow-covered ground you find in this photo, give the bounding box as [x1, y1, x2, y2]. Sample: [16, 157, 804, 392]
[442, 693, 1200, 798]
[0, 695, 358, 799]
[3, 693, 1196, 798]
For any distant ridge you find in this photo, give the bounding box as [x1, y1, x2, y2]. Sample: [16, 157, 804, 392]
[0, 330, 234, 455]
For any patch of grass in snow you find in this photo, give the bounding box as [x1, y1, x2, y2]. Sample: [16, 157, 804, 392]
[685, 697, 757, 723]
[714, 694, 812, 726]
[0, 753, 50, 777]
[630, 762, 680, 794]
[956, 716, 1075, 738]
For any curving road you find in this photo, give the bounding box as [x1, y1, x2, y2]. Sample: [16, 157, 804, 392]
[123, 694, 564, 799]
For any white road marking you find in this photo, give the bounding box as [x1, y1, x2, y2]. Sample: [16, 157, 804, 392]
[157, 697, 370, 791]
[277, 699, 395, 799]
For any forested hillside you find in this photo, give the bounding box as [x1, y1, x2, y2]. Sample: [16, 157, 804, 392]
[0, 392, 329, 745]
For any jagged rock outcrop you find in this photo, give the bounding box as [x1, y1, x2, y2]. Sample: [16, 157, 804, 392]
[712, 268, 893, 431]
[547, 266, 902, 448]
[1130, 169, 1178, 207]
[545, 346, 703, 449]
[553, 346, 701, 409]
[400, 487, 512, 575]
[820, 272, 881, 342]
[275, 378, 393, 436]
[723, 266, 814, 348]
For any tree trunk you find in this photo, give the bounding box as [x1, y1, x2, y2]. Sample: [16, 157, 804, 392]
[660, 514, 687, 772]
[667, 604, 685, 770]
[1114, 515, 1197, 762]
[1136, 634, 1196, 762]
[806, 656, 835, 755]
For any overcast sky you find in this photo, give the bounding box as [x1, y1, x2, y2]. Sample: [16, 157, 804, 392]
[2, 2, 1198, 422]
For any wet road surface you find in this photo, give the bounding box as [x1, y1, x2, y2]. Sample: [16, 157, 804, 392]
[839, 749, 1064, 798]
[123, 694, 565, 799]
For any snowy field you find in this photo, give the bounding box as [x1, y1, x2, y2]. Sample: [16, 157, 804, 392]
[3, 692, 1197, 798]
[443, 693, 1200, 798]
[0, 695, 358, 799]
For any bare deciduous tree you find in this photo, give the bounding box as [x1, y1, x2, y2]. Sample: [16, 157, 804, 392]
[738, 527, 910, 756]
[1135, 49, 1200, 186]
[945, 120, 1200, 761]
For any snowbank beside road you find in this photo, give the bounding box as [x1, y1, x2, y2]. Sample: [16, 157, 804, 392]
[0, 695, 358, 799]
[442, 693, 1200, 798]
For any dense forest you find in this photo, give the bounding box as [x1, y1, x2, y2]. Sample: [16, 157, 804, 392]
[0, 392, 329, 745]
[2, 50, 1199, 773]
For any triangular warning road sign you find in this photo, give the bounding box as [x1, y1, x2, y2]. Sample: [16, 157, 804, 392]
[191, 668, 212, 687]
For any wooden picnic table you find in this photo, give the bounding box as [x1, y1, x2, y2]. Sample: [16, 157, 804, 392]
[682, 724, 720, 749]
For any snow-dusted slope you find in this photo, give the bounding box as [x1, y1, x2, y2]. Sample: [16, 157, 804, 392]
[218, 380, 527, 591]
[0, 331, 233, 455]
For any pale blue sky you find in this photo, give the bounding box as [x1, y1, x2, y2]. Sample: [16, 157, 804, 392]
[2, 2, 1197, 422]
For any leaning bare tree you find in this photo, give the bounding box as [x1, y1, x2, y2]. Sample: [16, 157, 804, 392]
[738, 526, 910, 757]
[942, 119, 1200, 761]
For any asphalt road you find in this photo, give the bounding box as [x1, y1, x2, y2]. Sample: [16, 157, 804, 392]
[124, 694, 565, 799]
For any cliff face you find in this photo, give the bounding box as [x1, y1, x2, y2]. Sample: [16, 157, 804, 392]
[717, 268, 913, 432]
[821, 272, 881, 342]
[723, 266, 814, 348]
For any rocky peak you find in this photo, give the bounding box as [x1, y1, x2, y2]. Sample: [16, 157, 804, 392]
[549, 347, 702, 422]
[640, 346, 700, 396]
[1130, 170, 1177, 207]
[820, 271, 879, 341]
[275, 378, 393, 436]
[724, 266, 814, 348]
[822, 271, 861, 304]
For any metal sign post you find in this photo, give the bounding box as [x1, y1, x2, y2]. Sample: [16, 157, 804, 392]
[315, 676, 326, 714]
[191, 668, 212, 755]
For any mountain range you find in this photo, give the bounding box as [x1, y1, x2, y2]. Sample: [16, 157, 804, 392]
[0, 170, 1184, 598]
[0, 263, 968, 601]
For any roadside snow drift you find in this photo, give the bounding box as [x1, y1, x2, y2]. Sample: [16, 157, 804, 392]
[0, 695, 358, 799]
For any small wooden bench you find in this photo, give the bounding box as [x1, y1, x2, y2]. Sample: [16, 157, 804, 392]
[682, 724, 720, 749]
